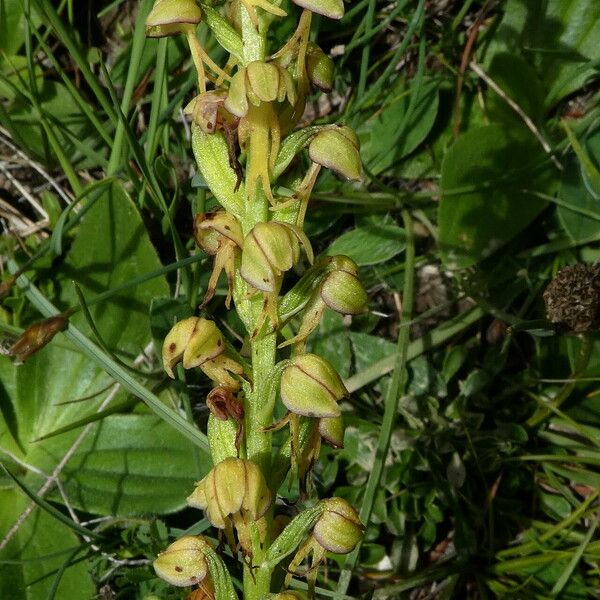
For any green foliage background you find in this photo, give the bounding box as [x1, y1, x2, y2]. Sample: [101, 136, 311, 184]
[1, 0, 600, 598]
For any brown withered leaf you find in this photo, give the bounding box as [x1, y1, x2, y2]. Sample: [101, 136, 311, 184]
[8, 314, 68, 363]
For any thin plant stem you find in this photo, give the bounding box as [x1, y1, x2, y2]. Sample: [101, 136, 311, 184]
[335, 208, 416, 597]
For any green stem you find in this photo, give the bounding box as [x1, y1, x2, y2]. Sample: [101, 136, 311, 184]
[237, 6, 273, 599]
[246, 333, 277, 472]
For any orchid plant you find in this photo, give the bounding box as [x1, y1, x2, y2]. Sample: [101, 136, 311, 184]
[147, 0, 367, 597]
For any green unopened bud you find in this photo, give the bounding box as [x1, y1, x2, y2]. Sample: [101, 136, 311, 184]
[153, 535, 208, 587]
[319, 415, 344, 448]
[265, 504, 324, 568]
[224, 68, 249, 118]
[313, 497, 363, 554]
[280, 354, 346, 418]
[279, 256, 366, 349]
[306, 42, 334, 92]
[291, 0, 344, 19]
[321, 267, 367, 315]
[145, 0, 202, 37]
[277, 66, 297, 105]
[309, 125, 361, 181]
[187, 458, 272, 529]
[241, 222, 313, 293]
[246, 61, 280, 104]
[269, 593, 308, 600]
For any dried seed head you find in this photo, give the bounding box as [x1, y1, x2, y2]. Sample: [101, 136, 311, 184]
[145, 0, 202, 37]
[8, 314, 68, 363]
[187, 458, 272, 528]
[543, 263, 600, 333]
[280, 353, 346, 418]
[308, 126, 362, 181]
[313, 497, 363, 554]
[153, 535, 209, 587]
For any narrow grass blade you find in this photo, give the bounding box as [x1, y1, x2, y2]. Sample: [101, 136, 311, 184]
[345, 305, 484, 393]
[8, 261, 209, 452]
[1, 464, 102, 540]
[335, 209, 416, 597]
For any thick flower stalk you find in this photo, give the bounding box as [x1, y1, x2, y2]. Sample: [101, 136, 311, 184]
[147, 0, 366, 597]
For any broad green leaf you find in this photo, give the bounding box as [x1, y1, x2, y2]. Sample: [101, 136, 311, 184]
[8, 81, 104, 169]
[557, 157, 600, 242]
[348, 332, 396, 374]
[358, 78, 439, 175]
[438, 125, 557, 268]
[0, 0, 38, 55]
[310, 312, 352, 378]
[0, 181, 208, 521]
[36, 415, 202, 515]
[0, 489, 94, 599]
[326, 219, 406, 266]
[489, 0, 600, 107]
[485, 53, 545, 125]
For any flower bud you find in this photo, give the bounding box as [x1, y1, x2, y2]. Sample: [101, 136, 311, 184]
[224, 68, 249, 118]
[309, 125, 362, 181]
[153, 535, 208, 587]
[8, 314, 68, 363]
[161, 317, 224, 375]
[193, 211, 243, 256]
[162, 318, 243, 388]
[184, 91, 226, 134]
[321, 267, 367, 315]
[313, 497, 363, 554]
[145, 0, 202, 37]
[306, 42, 334, 92]
[318, 415, 344, 448]
[187, 458, 272, 529]
[162, 316, 199, 378]
[194, 212, 243, 308]
[280, 354, 346, 418]
[240, 222, 313, 293]
[291, 0, 344, 19]
[246, 61, 280, 104]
